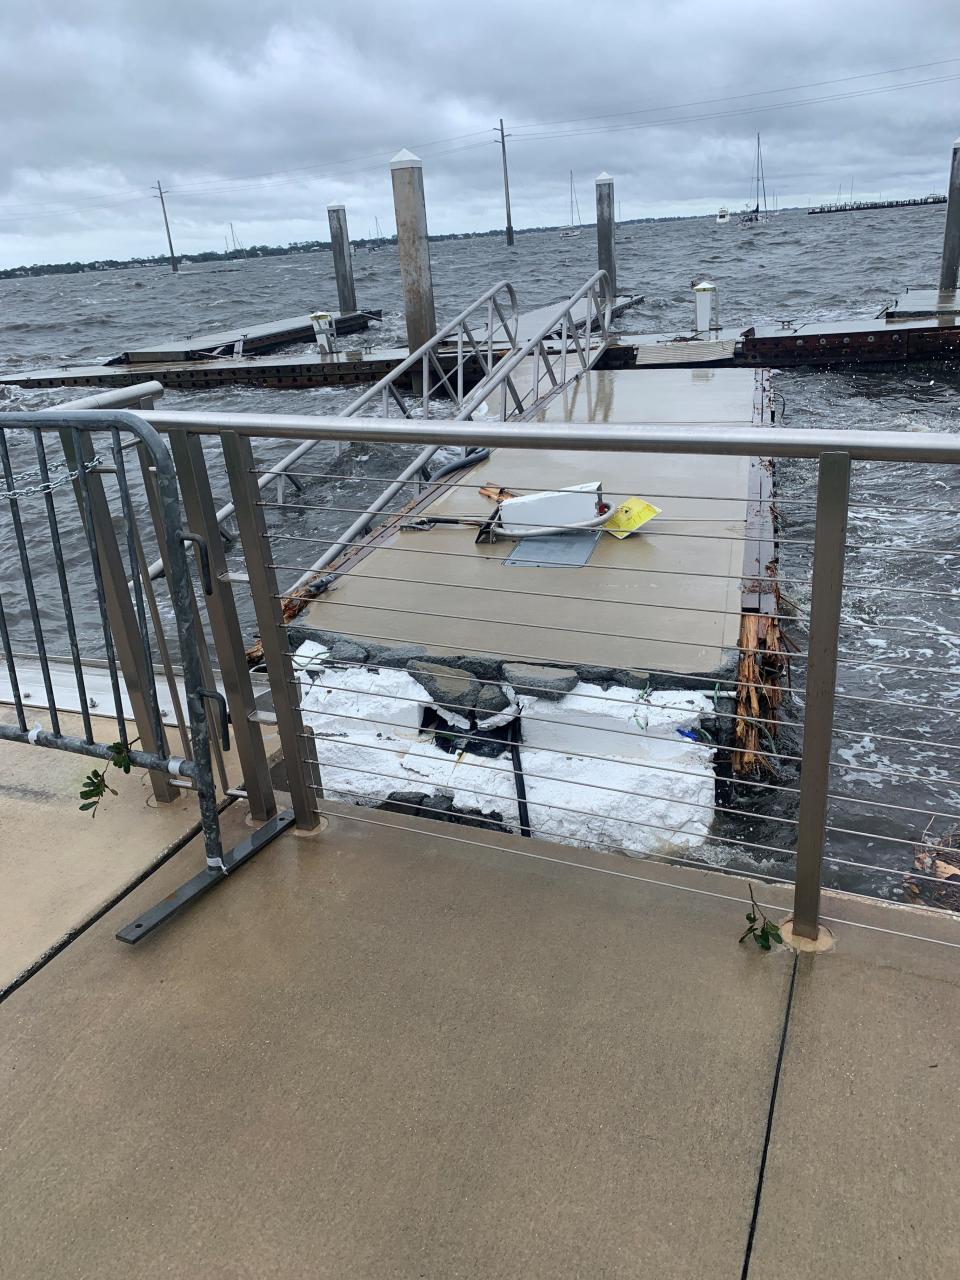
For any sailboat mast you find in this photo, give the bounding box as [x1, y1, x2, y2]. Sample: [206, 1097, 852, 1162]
[569, 170, 574, 225]
[758, 134, 768, 216]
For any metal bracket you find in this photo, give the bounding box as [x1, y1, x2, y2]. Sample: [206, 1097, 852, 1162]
[116, 808, 297, 943]
[177, 529, 214, 595]
[195, 686, 231, 751]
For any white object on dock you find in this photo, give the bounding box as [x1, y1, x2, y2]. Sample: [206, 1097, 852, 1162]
[497, 482, 603, 537]
[309, 311, 336, 354]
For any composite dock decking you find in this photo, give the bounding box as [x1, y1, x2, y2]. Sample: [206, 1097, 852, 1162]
[296, 368, 768, 676]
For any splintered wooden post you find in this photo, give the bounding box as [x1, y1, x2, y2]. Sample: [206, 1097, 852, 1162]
[327, 204, 358, 315]
[390, 149, 437, 354]
[595, 172, 616, 298]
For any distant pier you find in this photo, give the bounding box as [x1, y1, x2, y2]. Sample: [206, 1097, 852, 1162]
[808, 194, 946, 215]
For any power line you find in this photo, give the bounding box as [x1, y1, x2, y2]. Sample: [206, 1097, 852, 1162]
[510, 73, 960, 144]
[509, 54, 960, 131]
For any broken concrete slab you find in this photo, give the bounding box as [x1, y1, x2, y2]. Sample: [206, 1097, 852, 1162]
[409, 661, 481, 712]
[476, 684, 512, 717]
[503, 663, 579, 701]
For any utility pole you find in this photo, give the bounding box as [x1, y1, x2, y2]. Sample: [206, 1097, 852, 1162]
[155, 180, 178, 273]
[498, 118, 515, 247]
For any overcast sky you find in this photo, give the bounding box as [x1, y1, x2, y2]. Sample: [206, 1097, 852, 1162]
[2, 0, 959, 267]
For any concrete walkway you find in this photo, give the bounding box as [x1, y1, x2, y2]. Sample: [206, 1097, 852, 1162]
[0, 708, 264, 994]
[2, 788, 959, 1278]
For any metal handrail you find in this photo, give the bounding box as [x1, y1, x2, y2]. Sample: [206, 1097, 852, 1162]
[134, 282, 520, 585]
[5, 407, 960, 944]
[457, 269, 613, 422]
[218, 280, 520, 520]
[133, 408, 960, 944]
[137, 413, 960, 463]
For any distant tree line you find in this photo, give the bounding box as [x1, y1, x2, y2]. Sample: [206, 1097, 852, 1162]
[0, 238, 336, 280]
[0, 217, 660, 280]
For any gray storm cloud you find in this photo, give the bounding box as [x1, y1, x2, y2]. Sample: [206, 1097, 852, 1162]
[1, 0, 958, 266]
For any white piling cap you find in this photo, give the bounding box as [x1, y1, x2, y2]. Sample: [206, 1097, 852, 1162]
[693, 280, 717, 291]
[327, 203, 346, 212]
[391, 148, 422, 169]
[595, 171, 613, 184]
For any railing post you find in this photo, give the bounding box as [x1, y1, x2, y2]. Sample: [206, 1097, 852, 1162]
[168, 430, 278, 822]
[390, 149, 437, 354]
[793, 450, 850, 939]
[327, 204, 358, 315]
[939, 137, 960, 293]
[595, 172, 616, 299]
[220, 431, 322, 830]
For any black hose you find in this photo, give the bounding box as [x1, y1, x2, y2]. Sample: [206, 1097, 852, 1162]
[508, 716, 532, 838]
[427, 448, 491, 481]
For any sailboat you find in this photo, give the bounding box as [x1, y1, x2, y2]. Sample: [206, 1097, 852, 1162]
[738, 134, 768, 227]
[559, 171, 583, 238]
[366, 217, 385, 252]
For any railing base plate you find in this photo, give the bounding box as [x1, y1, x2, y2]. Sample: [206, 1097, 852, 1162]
[116, 808, 296, 944]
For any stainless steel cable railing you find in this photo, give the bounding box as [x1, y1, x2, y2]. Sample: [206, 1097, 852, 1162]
[6, 400, 960, 943]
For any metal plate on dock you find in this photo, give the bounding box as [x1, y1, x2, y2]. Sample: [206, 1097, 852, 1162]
[503, 530, 601, 568]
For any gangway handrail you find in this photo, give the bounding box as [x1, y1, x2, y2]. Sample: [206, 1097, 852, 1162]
[142, 272, 616, 594]
[226, 280, 519, 518]
[458, 270, 613, 422]
[127, 281, 519, 583]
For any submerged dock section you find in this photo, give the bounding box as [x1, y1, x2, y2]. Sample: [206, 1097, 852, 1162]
[105, 309, 379, 365]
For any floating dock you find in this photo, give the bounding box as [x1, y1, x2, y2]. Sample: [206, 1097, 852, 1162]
[0, 296, 643, 392]
[291, 367, 774, 678]
[106, 309, 379, 364]
[5, 348, 411, 392]
[602, 285, 960, 370]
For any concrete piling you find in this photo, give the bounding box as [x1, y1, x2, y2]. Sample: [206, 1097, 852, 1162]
[327, 205, 358, 315]
[595, 173, 616, 299]
[940, 139, 960, 293]
[390, 150, 437, 353]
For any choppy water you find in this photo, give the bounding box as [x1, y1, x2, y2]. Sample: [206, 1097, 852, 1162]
[2, 204, 959, 903]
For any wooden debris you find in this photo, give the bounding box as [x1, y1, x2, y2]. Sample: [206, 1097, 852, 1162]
[478, 484, 517, 503]
[905, 829, 960, 911]
[731, 609, 787, 776]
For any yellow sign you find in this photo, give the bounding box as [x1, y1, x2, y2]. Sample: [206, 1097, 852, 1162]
[603, 497, 661, 539]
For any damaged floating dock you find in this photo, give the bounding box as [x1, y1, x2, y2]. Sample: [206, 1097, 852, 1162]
[0, 296, 643, 392]
[291, 368, 772, 675]
[272, 366, 781, 854]
[606, 287, 960, 370]
[104, 309, 380, 364]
